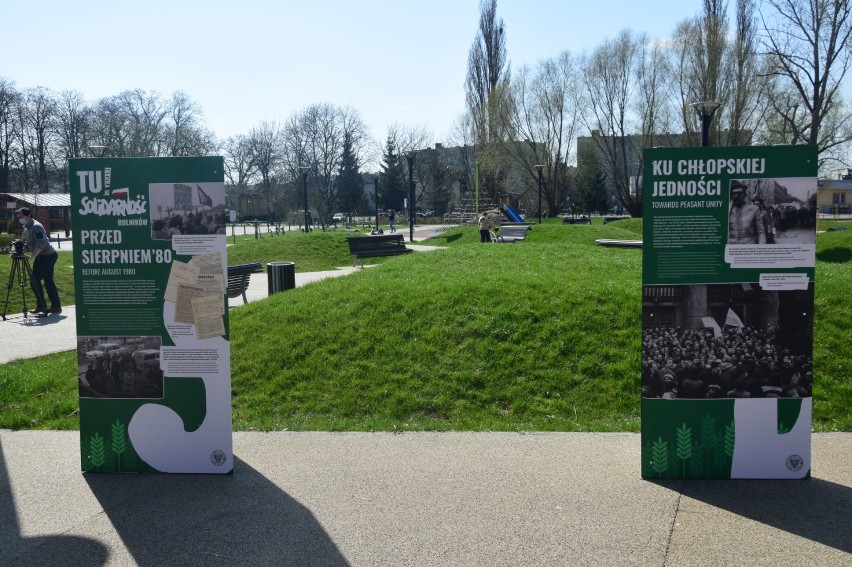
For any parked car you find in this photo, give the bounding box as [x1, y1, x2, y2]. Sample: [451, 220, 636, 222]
[332, 213, 346, 223]
[85, 350, 105, 362]
[132, 349, 161, 368]
[95, 342, 122, 355]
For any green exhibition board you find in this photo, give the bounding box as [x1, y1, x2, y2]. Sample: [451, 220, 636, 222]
[70, 157, 232, 473]
[641, 145, 816, 479]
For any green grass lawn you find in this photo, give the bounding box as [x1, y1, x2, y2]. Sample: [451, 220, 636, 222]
[0, 250, 76, 312]
[1, 219, 849, 432]
[224, 229, 356, 272]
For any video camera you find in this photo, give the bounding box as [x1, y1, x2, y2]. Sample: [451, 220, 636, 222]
[10, 239, 26, 258]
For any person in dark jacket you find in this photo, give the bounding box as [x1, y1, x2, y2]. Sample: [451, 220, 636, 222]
[15, 207, 61, 315]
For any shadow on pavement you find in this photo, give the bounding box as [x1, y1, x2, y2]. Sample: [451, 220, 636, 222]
[0, 439, 108, 567]
[83, 456, 350, 566]
[0, 311, 68, 325]
[653, 477, 852, 554]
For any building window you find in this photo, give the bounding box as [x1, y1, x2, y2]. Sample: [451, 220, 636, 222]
[643, 306, 676, 329]
[833, 192, 847, 204]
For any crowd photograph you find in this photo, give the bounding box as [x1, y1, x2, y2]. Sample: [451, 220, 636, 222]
[150, 182, 228, 240]
[642, 283, 813, 399]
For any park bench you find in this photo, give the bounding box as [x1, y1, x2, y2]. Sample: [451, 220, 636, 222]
[603, 215, 631, 224]
[227, 262, 262, 305]
[347, 233, 412, 267]
[495, 225, 530, 243]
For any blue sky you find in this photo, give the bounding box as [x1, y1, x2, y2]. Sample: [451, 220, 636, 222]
[5, 1, 716, 143]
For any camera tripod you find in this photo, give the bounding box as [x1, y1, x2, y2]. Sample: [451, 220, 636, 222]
[2, 253, 41, 321]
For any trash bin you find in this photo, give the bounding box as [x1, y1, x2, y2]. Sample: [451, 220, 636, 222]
[267, 262, 295, 295]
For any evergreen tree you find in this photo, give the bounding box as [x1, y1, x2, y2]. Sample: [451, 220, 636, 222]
[379, 137, 405, 211]
[575, 143, 610, 215]
[338, 132, 365, 213]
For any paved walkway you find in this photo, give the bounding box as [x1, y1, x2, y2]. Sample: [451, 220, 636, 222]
[1, 430, 849, 566]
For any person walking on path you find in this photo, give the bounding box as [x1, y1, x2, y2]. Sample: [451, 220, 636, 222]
[389, 210, 396, 233]
[15, 207, 61, 315]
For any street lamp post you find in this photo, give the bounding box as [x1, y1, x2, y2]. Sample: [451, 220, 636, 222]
[87, 145, 108, 157]
[691, 101, 721, 147]
[534, 165, 544, 224]
[299, 166, 310, 232]
[406, 152, 415, 243]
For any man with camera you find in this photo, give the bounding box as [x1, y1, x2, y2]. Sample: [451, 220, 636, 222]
[15, 207, 61, 315]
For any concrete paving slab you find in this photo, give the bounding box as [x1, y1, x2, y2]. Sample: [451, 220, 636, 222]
[665, 432, 852, 566]
[1, 431, 849, 567]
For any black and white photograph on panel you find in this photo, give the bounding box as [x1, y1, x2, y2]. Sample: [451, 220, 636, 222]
[77, 336, 164, 399]
[642, 283, 813, 399]
[149, 182, 228, 240]
[727, 177, 817, 245]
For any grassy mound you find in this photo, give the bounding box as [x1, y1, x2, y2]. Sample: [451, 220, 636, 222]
[1, 219, 849, 431]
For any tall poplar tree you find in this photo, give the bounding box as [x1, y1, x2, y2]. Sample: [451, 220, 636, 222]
[465, 0, 511, 200]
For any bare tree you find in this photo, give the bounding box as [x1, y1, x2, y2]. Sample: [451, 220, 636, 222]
[88, 95, 131, 156]
[246, 120, 282, 220]
[386, 122, 433, 207]
[727, 0, 768, 145]
[508, 52, 583, 216]
[700, 0, 730, 108]
[0, 83, 217, 194]
[55, 89, 91, 160]
[446, 113, 478, 207]
[222, 134, 256, 213]
[465, 0, 512, 199]
[0, 77, 20, 193]
[87, 89, 167, 157]
[165, 91, 215, 156]
[279, 103, 372, 222]
[581, 30, 664, 217]
[118, 89, 169, 156]
[83, 89, 213, 159]
[760, 0, 852, 162]
[17, 87, 58, 192]
[286, 103, 342, 221]
[670, 1, 732, 146]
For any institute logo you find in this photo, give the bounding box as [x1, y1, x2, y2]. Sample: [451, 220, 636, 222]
[786, 454, 804, 472]
[210, 450, 227, 467]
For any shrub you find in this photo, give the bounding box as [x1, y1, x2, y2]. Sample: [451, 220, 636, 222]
[0, 232, 14, 252]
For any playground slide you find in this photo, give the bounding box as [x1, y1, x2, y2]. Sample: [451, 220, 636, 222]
[502, 203, 525, 223]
